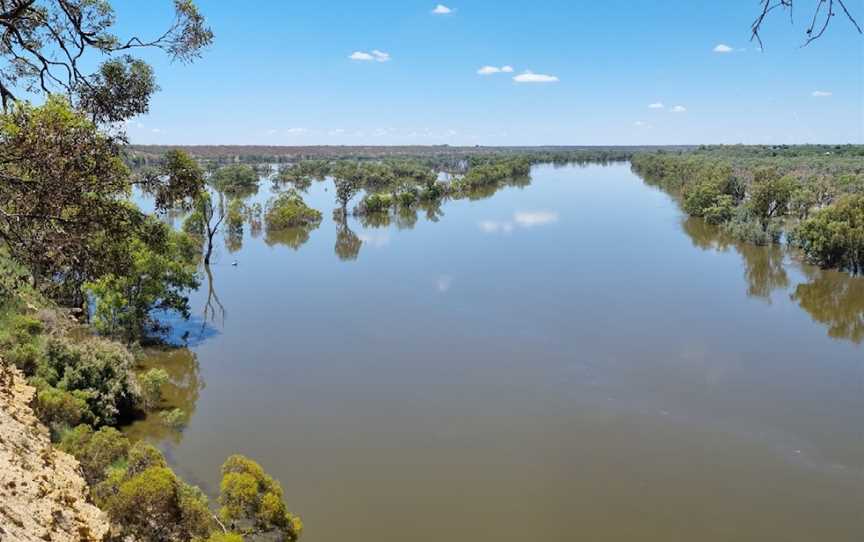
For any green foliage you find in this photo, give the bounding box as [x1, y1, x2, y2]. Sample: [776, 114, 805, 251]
[396, 190, 418, 207]
[723, 207, 783, 246]
[40, 337, 139, 427]
[791, 195, 864, 274]
[361, 193, 394, 213]
[160, 407, 189, 429]
[747, 171, 797, 225]
[197, 533, 245, 542]
[139, 368, 170, 411]
[703, 195, 736, 225]
[456, 158, 531, 191]
[103, 466, 213, 542]
[59, 425, 131, 485]
[211, 165, 259, 195]
[226, 199, 245, 234]
[86, 219, 200, 342]
[34, 385, 92, 431]
[682, 181, 724, 217]
[219, 455, 303, 540]
[264, 191, 322, 230]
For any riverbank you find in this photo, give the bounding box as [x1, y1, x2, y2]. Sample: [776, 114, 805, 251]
[0, 362, 109, 542]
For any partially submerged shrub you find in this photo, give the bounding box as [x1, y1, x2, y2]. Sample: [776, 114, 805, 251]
[723, 207, 783, 246]
[139, 368, 169, 411]
[360, 193, 394, 213]
[264, 191, 322, 230]
[791, 194, 864, 273]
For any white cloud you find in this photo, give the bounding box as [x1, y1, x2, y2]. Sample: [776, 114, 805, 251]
[513, 71, 559, 83]
[151, 128, 162, 134]
[648, 102, 665, 109]
[358, 232, 390, 248]
[501, 65, 514, 73]
[480, 211, 559, 234]
[436, 275, 453, 293]
[265, 129, 278, 135]
[328, 128, 346, 135]
[478, 65, 502, 75]
[350, 50, 390, 62]
[286, 127, 307, 134]
[670, 105, 687, 113]
[713, 43, 733, 53]
[812, 90, 833, 97]
[633, 121, 650, 128]
[478, 220, 514, 234]
[514, 211, 559, 227]
[432, 4, 453, 14]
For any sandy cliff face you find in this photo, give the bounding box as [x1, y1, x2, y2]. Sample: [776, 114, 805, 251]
[0, 363, 109, 542]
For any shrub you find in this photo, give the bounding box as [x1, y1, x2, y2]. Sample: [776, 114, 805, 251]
[747, 173, 797, 224]
[104, 466, 213, 542]
[226, 199, 245, 234]
[219, 455, 302, 540]
[139, 368, 169, 411]
[59, 425, 130, 485]
[361, 193, 393, 213]
[264, 191, 322, 230]
[211, 164, 259, 195]
[42, 337, 139, 426]
[160, 408, 189, 429]
[34, 385, 91, 430]
[682, 180, 723, 217]
[396, 190, 417, 207]
[791, 194, 864, 273]
[703, 195, 736, 225]
[724, 207, 782, 245]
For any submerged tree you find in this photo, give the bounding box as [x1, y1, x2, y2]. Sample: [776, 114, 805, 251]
[184, 191, 225, 266]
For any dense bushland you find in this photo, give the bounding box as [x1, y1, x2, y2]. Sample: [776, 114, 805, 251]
[631, 145, 864, 272]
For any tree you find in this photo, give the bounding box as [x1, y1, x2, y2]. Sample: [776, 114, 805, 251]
[184, 192, 225, 265]
[331, 163, 363, 218]
[85, 218, 200, 342]
[791, 194, 864, 273]
[0, 98, 204, 307]
[751, 0, 862, 47]
[211, 164, 259, 196]
[0, 0, 213, 115]
[747, 171, 797, 226]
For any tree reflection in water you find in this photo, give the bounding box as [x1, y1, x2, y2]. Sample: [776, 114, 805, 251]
[793, 268, 864, 344]
[125, 347, 204, 445]
[681, 217, 789, 302]
[335, 220, 362, 261]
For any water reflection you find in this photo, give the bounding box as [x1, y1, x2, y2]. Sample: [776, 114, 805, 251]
[335, 220, 362, 261]
[126, 347, 204, 445]
[264, 224, 318, 250]
[681, 217, 789, 302]
[793, 268, 864, 344]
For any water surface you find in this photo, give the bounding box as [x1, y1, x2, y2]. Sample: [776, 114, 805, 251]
[129, 163, 864, 542]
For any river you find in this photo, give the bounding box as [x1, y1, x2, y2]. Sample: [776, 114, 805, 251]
[128, 162, 864, 541]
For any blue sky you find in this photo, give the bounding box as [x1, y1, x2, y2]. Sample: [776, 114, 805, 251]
[114, 0, 863, 145]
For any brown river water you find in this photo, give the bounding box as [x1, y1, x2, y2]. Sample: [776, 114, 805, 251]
[127, 162, 864, 541]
